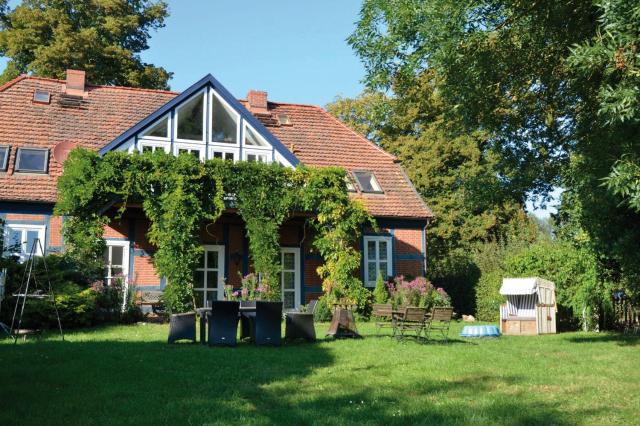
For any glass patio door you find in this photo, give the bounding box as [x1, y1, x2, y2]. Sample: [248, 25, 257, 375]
[280, 247, 301, 310]
[194, 245, 225, 307]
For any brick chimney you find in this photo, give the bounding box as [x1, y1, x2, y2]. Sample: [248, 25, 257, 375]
[64, 69, 87, 97]
[247, 90, 268, 114]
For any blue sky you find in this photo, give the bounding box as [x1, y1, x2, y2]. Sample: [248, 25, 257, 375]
[1, 0, 557, 217]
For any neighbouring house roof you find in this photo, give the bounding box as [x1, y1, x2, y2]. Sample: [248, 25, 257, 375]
[0, 75, 432, 220]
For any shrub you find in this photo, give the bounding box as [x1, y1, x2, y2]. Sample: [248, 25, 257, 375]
[387, 276, 451, 311]
[313, 295, 333, 322]
[373, 272, 389, 304]
[474, 269, 505, 322]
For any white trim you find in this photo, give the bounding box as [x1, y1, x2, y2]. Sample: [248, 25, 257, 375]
[139, 140, 170, 154]
[174, 90, 206, 143]
[194, 244, 225, 307]
[104, 240, 130, 285]
[209, 89, 240, 146]
[243, 122, 270, 148]
[363, 235, 392, 287]
[208, 146, 238, 162]
[4, 224, 46, 261]
[281, 247, 301, 310]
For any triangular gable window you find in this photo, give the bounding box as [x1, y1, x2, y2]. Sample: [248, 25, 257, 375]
[211, 92, 238, 143]
[143, 116, 169, 139]
[177, 93, 204, 141]
[245, 123, 268, 147]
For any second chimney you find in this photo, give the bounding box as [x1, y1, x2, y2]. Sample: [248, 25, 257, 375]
[64, 69, 87, 97]
[247, 90, 268, 114]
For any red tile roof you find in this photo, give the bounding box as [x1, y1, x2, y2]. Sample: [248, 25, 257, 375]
[0, 76, 432, 219]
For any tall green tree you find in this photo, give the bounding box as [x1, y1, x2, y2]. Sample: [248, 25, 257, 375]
[0, 0, 171, 89]
[349, 0, 640, 297]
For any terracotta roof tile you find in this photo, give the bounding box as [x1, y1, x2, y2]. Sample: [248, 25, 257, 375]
[0, 76, 432, 219]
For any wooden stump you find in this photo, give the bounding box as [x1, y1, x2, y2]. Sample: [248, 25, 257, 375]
[326, 305, 360, 338]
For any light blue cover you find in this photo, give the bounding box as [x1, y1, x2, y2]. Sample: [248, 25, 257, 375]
[460, 325, 501, 337]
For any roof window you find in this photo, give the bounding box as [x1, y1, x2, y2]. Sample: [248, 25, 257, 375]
[345, 174, 356, 192]
[353, 171, 383, 193]
[15, 148, 48, 173]
[33, 89, 51, 104]
[0, 146, 9, 171]
[277, 113, 291, 126]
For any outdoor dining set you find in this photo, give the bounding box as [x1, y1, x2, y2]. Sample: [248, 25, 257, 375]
[372, 304, 454, 341]
[167, 300, 318, 346]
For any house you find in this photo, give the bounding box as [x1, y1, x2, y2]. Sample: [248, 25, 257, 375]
[0, 70, 433, 310]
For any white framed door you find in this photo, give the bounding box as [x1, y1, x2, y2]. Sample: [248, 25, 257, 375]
[280, 247, 301, 311]
[363, 235, 393, 287]
[194, 245, 225, 307]
[104, 240, 130, 285]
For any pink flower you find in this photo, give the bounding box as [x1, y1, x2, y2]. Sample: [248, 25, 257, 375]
[232, 291, 240, 297]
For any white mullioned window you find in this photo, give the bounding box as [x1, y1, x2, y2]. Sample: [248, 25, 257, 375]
[175, 91, 206, 142]
[210, 90, 240, 145]
[194, 245, 225, 307]
[174, 143, 205, 161]
[363, 235, 393, 287]
[4, 224, 46, 262]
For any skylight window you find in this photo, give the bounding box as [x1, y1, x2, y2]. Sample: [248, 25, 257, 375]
[211, 93, 238, 143]
[15, 148, 48, 173]
[33, 89, 51, 104]
[0, 146, 9, 171]
[345, 174, 356, 192]
[244, 124, 268, 147]
[176, 94, 204, 141]
[144, 116, 169, 138]
[277, 113, 291, 125]
[353, 171, 383, 193]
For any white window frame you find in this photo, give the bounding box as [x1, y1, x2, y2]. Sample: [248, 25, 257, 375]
[194, 245, 225, 307]
[208, 146, 237, 162]
[15, 147, 49, 174]
[281, 247, 301, 311]
[140, 114, 171, 141]
[353, 170, 383, 194]
[174, 142, 205, 161]
[4, 224, 46, 261]
[174, 90, 206, 144]
[243, 122, 270, 148]
[209, 89, 240, 146]
[104, 240, 130, 286]
[244, 150, 271, 163]
[139, 141, 170, 154]
[363, 235, 393, 287]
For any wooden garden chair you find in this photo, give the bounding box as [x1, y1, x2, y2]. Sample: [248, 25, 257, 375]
[424, 307, 454, 342]
[372, 303, 393, 334]
[393, 307, 428, 340]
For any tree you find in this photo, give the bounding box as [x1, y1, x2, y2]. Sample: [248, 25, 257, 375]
[348, 0, 640, 297]
[0, 0, 171, 89]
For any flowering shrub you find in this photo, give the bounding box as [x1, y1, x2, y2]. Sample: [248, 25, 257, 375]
[387, 275, 451, 310]
[224, 273, 267, 301]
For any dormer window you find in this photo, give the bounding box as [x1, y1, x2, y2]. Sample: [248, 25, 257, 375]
[353, 171, 383, 193]
[15, 148, 48, 173]
[0, 146, 9, 171]
[33, 90, 51, 104]
[176, 93, 204, 141]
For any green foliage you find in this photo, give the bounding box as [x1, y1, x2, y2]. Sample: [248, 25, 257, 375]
[373, 272, 388, 304]
[55, 148, 371, 314]
[312, 295, 332, 322]
[0, 0, 172, 88]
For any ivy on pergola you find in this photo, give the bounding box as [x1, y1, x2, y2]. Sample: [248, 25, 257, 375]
[55, 148, 374, 313]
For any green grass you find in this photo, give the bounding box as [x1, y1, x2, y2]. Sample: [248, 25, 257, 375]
[1, 322, 638, 425]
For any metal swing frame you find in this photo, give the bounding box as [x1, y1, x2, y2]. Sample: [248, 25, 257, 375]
[9, 238, 64, 343]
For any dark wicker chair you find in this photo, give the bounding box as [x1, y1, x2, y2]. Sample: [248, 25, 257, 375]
[207, 301, 240, 347]
[168, 312, 196, 344]
[239, 300, 256, 340]
[285, 300, 318, 342]
[252, 301, 283, 346]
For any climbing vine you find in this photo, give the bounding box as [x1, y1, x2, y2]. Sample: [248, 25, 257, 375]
[55, 148, 374, 313]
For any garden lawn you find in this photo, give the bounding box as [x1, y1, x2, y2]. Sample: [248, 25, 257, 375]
[0, 322, 638, 425]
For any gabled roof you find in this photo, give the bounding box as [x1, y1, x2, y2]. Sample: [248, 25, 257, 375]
[0, 75, 432, 220]
[99, 74, 299, 167]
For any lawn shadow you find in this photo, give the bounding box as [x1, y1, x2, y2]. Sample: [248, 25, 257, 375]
[565, 333, 640, 346]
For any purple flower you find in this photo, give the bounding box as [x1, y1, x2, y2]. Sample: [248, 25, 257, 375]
[232, 291, 240, 297]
